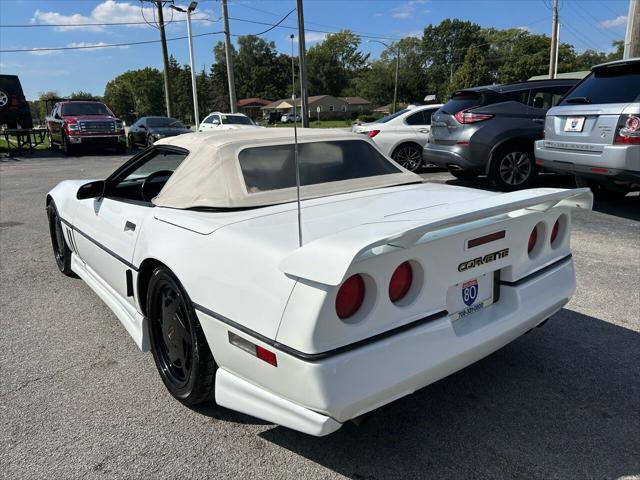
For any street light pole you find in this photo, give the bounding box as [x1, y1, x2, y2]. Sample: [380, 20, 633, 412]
[369, 39, 400, 113]
[170, 2, 200, 129]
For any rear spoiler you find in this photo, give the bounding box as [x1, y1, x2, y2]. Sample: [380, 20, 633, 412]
[279, 188, 592, 286]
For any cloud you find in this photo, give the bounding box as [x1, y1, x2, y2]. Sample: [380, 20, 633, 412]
[31, 0, 172, 32]
[391, 0, 427, 19]
[405, 30, 423, 38]
[290, 32, 327, 44]
[516, 25, 533, 32]
[27, 48, 61, 56]
[67, 42, 128, 51]
[599, 15, 627, 28]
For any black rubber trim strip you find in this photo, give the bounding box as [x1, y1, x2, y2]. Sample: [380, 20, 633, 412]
[59, 217, 139, 272]
[500, 254, 572, 288]
[193, 302, 448, 362]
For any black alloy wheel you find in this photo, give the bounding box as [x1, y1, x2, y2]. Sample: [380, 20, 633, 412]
[46, 201, 74, 276]
[490, 146, 537, 191]
[62, 134, 75, 156]
[128, 133, 137, 150]
[147, 267, 216, 405]
[146, 134, 155, 147]
[392, 144, 423, 172]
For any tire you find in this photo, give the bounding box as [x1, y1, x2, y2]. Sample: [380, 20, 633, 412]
[147, 267, 217, 406]
[146, 134, 155, 147]
[128, 133, 137, 150]
[62, 134, 76, 156]
[449, 170, 479, 181]
[116, 143, 127, 154]
[48, 132, 59, 150]
[47, 201, 74, 276]
[392, 143, 423, 172]
[489, 145, 537, 191]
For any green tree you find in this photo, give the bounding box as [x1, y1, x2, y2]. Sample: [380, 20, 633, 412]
[103, 67, 164, 122]
[307, 30, 369, 96]
[234, 35, 289, 100]
[449, 45, 492, 94]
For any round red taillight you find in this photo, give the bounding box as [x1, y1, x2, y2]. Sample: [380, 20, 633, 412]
[550, 219, 560, 245]
[389, 261, 413, 303]
[336, 274, 365, 319]
[528, 226, 538, 254]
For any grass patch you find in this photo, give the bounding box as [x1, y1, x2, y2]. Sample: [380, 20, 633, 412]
[0, 133, 50, 151]
[266, 119, 354, 129]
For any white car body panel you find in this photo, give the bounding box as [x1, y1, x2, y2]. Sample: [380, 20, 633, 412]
[353, 104, 443, 158]
[47, 132, 592, 436]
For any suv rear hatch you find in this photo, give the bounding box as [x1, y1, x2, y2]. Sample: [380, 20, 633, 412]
[543, 61, 640, 152]
[430, 91, 483, 145]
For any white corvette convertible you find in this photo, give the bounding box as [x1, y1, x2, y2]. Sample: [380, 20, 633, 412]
[47, 129, 592, 436]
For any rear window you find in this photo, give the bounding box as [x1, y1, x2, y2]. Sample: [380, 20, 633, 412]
[560, 63, 640, 105]
[377, 109, 410, 123]
[441, 92, 482, 114]
[239, 140, 401, 193]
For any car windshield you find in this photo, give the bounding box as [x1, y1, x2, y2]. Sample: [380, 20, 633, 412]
[147, 117, 185, 128]
[560, 63, 640, 105]
[441, 92, 483, 114]
[376, 109, 410, 123]
[221, 114, 254, 125]
[62, 102, 112, 116]
[239, 140, 401, 192]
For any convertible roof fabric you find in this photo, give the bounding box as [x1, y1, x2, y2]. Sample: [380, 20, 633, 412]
[152, 129, 422, 209]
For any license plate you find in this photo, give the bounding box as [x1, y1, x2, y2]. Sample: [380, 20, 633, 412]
[447, 273, 494, 321]
[564, 117, 585, 132]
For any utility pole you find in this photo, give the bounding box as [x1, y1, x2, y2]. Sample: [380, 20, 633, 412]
[220, 0, 237, 113]
[170, 2, 199, 129]
[624, 0, 639, 58]
[156, 1, 172, 117]
[296, 0, 309, 127]
[548, 0, 559, 79]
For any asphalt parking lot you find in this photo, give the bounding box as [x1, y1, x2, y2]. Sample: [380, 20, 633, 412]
[1, 150, 639, 480]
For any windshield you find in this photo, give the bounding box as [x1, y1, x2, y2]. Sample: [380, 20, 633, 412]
[221, 114, 254, 125]
[376, 109, 410, 123]
[62, 102, 113, 116]
[147, 117, 185, 128]
[239, 140, 402, 193]
[560, 63, 640, 105]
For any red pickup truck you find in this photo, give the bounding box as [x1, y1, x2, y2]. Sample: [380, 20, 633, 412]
[46, 100, 126, 155]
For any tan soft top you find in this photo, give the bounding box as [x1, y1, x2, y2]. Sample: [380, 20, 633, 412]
[152, 128, 422, 209]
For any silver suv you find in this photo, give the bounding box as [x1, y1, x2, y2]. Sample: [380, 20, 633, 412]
[535, 58, 640, 198]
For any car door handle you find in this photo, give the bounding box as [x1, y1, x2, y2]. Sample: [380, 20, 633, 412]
[124, 221, 136, 232]
[532, 119, 545, 123]
[418, 128, 430, 134]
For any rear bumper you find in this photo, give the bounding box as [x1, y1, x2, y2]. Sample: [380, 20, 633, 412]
[535, 140, 640, 183]
[424, 143, 480, 171]
[199, 256, 576, 435]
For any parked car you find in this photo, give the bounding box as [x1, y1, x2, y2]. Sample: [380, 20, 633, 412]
[198, 112, 259, 131]
[281, 113, 302, 123]
[128, 116, 191, 149]
[425, 79, 579, 190]
[352, 104, 443, 171]
[46, 127, 592, 436]
[46, 100, 126, 155]
[0, 74, 33, 129]
[535, 58, 640, 198]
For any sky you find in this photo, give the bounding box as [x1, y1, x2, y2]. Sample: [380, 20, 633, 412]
[0, 0, 631, 100]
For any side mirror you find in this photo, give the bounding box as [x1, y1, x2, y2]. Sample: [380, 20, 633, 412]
[54, 113, 61, 119]
[77, 180, 106, 200]
[140, 124, 147, 130]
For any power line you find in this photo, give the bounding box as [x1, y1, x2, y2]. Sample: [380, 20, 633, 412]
[251, 8, 295, 36]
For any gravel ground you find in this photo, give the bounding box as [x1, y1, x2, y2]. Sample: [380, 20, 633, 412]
[1, 151, 639, 480]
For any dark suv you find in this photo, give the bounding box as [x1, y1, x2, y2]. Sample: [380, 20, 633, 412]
[0, 74, 33, 129]
[425, 79, 578, 190]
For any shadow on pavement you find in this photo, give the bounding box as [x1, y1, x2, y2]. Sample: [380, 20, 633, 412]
[259, 308, 640, 479]
[435, 172, 640, 222]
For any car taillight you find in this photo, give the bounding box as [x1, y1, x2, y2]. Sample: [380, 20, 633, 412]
[454, 109, 493, 124]
[367, 130, 380, 138]
[614, 114, 640, 144]
[389, 261, 413, 303]
[336, 274, 365, 319]
[550, 219, 560, 244]
[528, 226, 538, 254]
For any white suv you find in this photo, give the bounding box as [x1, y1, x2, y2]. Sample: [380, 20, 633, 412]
[198, 112, 261, 131]
[352, 104, 443, 171]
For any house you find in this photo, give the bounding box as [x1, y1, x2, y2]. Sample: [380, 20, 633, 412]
[261, 95, 352, 120]
[237, 98, 271, 119]
[339, 96, 372, 114]
[373, 102, 409, 115]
